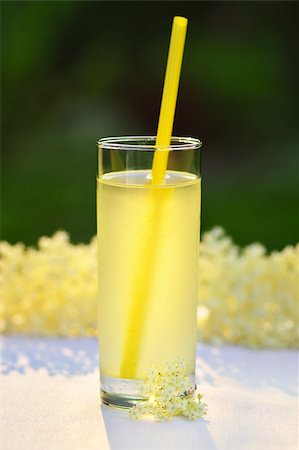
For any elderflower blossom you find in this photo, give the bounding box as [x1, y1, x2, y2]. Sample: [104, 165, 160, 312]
[0, 228, 298, 349]
[197, 228, 299, 349]
[0, 231, 98, 336]
[129, 358, 207, 421]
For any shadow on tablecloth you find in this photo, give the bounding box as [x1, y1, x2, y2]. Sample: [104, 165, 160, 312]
[1, 337, 297, 399]
[196, 343, 298, 396]
[101, 404, 218, 450]
[0, 336, 99, 376]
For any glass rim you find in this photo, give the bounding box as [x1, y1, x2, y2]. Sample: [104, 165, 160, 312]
[97, 136, 202, 151]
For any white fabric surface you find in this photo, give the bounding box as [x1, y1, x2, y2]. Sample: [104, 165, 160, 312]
[0, 337, 298, 450]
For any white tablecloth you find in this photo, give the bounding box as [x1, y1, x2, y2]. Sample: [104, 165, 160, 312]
[0, 337, 298, 450]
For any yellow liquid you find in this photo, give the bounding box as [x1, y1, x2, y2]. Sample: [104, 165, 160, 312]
[97, 170, 200, 380]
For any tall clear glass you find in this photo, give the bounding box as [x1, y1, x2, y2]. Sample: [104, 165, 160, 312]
[97, 136, 202, 408]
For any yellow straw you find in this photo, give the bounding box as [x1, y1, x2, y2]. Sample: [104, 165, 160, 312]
[119, 16, 188, 379]
[152, 16, 188, 184]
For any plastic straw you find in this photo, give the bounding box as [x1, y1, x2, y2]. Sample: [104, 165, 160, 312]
[152, 16, 188, 184]
[119, 16, 188, 379]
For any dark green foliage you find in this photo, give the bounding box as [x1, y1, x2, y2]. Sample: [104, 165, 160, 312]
[1, 1, 298, 249]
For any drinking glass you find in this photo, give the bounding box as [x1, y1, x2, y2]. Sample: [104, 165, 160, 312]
[97, 136, 202, 408]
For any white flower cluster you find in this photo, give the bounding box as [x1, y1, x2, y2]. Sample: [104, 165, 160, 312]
[0, 228, 298, 349]
[0, 231, 98, 336]
[129, 358, 207, 421]
[198, 228, 299, 348]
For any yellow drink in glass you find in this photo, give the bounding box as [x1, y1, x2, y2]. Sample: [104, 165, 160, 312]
[97, 137, 201, 408]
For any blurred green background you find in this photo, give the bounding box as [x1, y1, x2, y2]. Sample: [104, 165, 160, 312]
[2, 1, 298, 250]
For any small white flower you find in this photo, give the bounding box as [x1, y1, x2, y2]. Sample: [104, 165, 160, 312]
[129, 359, 208, 422]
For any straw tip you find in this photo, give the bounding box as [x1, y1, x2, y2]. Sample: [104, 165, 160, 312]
[173, 16, 188, 27]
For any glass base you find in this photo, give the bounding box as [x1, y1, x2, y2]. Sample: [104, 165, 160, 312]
[100, 374, 145, 409]
[100, 373, 196, 410]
